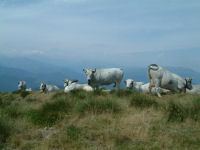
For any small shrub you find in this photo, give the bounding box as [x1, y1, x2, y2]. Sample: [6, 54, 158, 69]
[130, 93, 157, 108]
[167, 101, 188, 122]
[76, 98, 121, 114]
[27, 99, 71, 127]
[66, 125, 82, 140]
[0, 118, 11, 145]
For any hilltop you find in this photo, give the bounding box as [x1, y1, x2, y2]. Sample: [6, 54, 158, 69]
[0, 90, 200, 150]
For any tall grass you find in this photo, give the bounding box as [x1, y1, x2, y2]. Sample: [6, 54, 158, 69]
[0, 118, 11, 147]
[27, 99, 71, 127]
[12, 90, 31, 98]
[66, 125, 82, 140]
[167, 96, 200, 122]
[129, 93, 158, 108]
[75, 97, 121, 114]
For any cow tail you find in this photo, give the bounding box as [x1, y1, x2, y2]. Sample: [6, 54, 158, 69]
[148, 64, 159, 87]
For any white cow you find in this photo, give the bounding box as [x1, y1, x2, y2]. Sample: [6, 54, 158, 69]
[83, 68, 124, 89]
[124, 79, 170, 94]
[40, 83, 59, 93]
[64, 79, 93, 93]
[18, 81, 27, 91]
[186, 85, 200, 94]
[148, 64, 192, 97]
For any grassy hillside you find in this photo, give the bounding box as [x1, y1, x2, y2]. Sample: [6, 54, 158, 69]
[0, 90, 200, 150]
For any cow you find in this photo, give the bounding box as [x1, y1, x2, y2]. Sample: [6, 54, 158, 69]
[83, 68, 124, 89]
[64, 78, 93, 93]
[40, 83, 59, 93]
[124, 79, 170, 94]
[124, 79, 144, 90]
[18, 81, 27, 91]
[148, 64, 192, 97]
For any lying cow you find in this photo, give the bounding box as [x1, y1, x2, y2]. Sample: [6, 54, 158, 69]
[18, 81, 27, 91]
[148, 64, 192, 97]
[64, 79, 93, 93]
[83, 68, 124, 89]
[40, 83, 59, 93]
[124, 79, 170, 94]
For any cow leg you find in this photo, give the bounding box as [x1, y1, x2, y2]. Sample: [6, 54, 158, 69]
[113, 82, 116, 88]
[116, 82, 120, 89]
[149, 86, 153, 95]
[154, 79, 161, 97]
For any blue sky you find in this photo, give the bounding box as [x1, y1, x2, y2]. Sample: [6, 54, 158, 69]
[1, 0, 200, 70]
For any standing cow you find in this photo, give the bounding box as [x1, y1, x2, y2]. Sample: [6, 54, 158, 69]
[148, 64, 192, 97]
[83, 68, 124, 89]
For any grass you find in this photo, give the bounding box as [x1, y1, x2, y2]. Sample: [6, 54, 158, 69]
[1, 90, 200, 149]
[27, 99, 71, 127]
[130, 92, 158, 108]
[0, 118, 11, 147]
[75, 97, 121, 114]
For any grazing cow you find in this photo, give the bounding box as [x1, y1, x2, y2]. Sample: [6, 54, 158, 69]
[148, 64, 192, 97]
[64, 79, 93, 93]
[124, 79, 170, 94]
[40, 83, 59, 93]
[83, 68, 124, 89]
[18, 81, 27, 91]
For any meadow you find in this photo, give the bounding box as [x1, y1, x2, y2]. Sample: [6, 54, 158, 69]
[0, 90, 200, 150]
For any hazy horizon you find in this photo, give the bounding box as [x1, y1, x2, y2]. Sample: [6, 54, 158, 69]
[1, 0, 200, 71]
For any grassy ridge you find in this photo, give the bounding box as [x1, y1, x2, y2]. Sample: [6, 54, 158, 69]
[0, 90, 200, 149]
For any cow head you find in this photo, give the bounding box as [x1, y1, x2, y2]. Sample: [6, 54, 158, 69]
[124, 79, 134, 89]
[40, 83, 47, 92]
[18, 81, 26, 90]
[185, 78, 192, 90]
[64, 79, 78, 87]
[83, 68, 96, 85]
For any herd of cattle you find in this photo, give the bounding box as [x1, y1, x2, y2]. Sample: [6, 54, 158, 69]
[17, 64, 200, 97]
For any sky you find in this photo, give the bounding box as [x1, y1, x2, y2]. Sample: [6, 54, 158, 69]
[1, 0, 200, 71]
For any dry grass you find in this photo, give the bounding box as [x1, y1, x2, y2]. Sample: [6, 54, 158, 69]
[0, 90, 200, 150]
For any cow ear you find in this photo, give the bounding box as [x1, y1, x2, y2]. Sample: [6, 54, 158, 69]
[72, 80, 78, 83]
[92, 69, 96, 73]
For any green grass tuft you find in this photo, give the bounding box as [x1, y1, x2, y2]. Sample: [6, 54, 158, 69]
[130, 93, 157, 108]
[76, 97, 121, 114]
[167, 101, 187, 122]
[0, 118, 11, 146]
[27, 99, 71, 127]
[66, 125, 82, 140]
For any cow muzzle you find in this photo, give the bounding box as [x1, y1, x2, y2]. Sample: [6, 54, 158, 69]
[88, 79, 91, 85]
